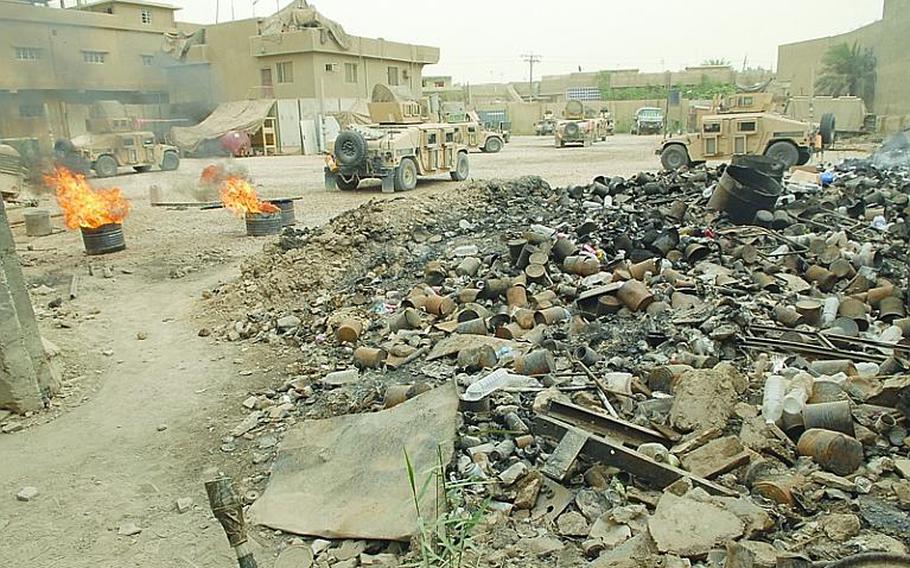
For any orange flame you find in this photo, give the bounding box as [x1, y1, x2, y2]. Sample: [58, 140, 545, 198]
[219, 176, 279, 216]
[45, 166, 131, 230]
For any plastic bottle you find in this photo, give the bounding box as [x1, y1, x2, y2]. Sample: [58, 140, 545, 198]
[782, 372, 813, 423]
[821, 297, 840, 327]
[855, 361, 881, 378]
[761, 375, 788, 425]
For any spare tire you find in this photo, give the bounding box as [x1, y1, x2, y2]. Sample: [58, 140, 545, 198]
[334, 130, 367, 167]
[820, 113, 836, 146]
[565, 122, 581, 138]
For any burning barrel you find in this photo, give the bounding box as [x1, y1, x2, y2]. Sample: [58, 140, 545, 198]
[45, 166, 131, 255]
[268, 199, 296, 226]
[81, 223, 126, 255]
[219, 175, 283, 236]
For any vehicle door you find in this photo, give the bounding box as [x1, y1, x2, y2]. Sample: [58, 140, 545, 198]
[733, 118, 759, 156]
[120, 135, 138, 164]
[421, 128, 440, 173]
[701, 119, 723, 159]
[442, 128, 455, 170]
[466, 123, 479, 148]
[142, 134, 157, 164]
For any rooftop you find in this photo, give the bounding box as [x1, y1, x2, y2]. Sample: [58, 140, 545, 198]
[72, 0, 179, 11]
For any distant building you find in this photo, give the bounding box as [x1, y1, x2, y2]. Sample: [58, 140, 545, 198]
[0, 0, 176, 149]
[0, 0, 440, 151]
[777, 0, 910, 130]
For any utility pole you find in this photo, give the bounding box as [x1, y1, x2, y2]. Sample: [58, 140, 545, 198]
[521, 53, 541, 102]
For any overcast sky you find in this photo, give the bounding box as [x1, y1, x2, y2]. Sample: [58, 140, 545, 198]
[166, 0, 884, 84]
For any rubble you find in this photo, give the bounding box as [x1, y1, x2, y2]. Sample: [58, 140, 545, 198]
[204, 155, 910, 565]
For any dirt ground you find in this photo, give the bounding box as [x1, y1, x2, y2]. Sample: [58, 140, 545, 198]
[0, 135, 866, 567]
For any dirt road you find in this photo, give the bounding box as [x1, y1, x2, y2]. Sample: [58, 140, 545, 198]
[0, 135, 865, 567]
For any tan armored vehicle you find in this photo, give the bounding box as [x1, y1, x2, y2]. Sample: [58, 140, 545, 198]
[58, 131, 180, 178]
[0, 144, 24, 200]
[325, 85, 470, 192]
[555, 101, 599, 147]
[443, 106, 506, 153]
[657, 93, 829, 170]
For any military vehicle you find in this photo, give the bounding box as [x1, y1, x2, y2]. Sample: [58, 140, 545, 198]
[325, 85, 470, 193]
[0, 144, 23, 200]
[555, 101, 599, 147]
[443, 107, 506, 153]
[58, 131, 180, 177]
[657, 93, 831, 170]
[596, 108, 615, 139]
[631, 107, 665, 135]
[535, 111, 557, 136]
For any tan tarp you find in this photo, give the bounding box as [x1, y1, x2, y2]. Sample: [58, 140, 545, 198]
[170, 100, 275, 152]
[247, 384, 459, 541]
[260, 1, 351, 50]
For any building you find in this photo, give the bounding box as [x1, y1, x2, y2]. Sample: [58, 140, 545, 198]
[169, 3, 438, 110]
[0, 0, 176, 150]
[0, 0, 440, 153]
[777, 0, 910, 130]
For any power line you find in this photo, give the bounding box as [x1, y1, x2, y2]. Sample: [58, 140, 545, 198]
[521, 53, 542, 101]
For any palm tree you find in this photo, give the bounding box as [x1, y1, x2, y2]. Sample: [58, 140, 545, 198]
[702, 58, 730, 66]
[815, 42, 876, 104]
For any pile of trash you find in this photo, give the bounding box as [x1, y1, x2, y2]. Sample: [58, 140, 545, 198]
[206, 161, 910, 567]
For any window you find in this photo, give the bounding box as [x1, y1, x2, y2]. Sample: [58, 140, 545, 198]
[740, 96, 754, 107]
[734, 136, 746, 154]
[445, 131, 454, 143]
[387, 66, 399, 86]
[325, 63, 336, 72]
[140, 8, 152, 24]
[15, 47, 42, 61]
[141, 54, 154, 66]
[344, 62, 358, 83]
[427, 132, 437, 145]
[566, 87, 602, 101]
[703, 122, 720, 134]
[83, 51, 106, 64]
[737, 121, 757, 132]
[276, 61, 293, 83]
[705, 138, 717, 155]
[19, 105, 44, 118]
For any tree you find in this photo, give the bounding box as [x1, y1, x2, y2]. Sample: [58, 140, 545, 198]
[702, 58, 731, 66]
[815, 42, 876, 104]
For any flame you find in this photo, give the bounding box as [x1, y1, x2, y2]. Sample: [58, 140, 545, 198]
[200, 163, 225, 185]
[45, 166, 131, 230]
[219, 176, 279, 216]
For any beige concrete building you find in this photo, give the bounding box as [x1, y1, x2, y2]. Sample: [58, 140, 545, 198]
[0, 0, 439, 152]
[777, 0, 910, 130]
[0, 0, 176, 149]
[170, 6, 438, 109]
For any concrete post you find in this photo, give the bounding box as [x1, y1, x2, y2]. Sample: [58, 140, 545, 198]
[0, 198, 50, 413]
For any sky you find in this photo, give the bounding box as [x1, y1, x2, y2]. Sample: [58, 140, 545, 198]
[164, 0, 885, 84]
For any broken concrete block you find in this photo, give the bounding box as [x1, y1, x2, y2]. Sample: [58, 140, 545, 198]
[648, 492, 744, 557]
[118, 522, 142, 536]
[823, 513, 861, 542]
[590, 533, 659, 568]
[518, 535, 564, 557]
[16, 486, 39, 502]
[513, 471, 542, 510]
[680, 436, 750, 478]
[175, 497, 193, 513]
[725, 540, 779, 568]
[589, 515, 632, 549]
[811, 471, 855, 492]
[669, 363, 747, 433]
[498, 461, 528, 486]
[556, 510, 589, 537]
[895, 459, 910, 479]
[275, 544, 315, 568]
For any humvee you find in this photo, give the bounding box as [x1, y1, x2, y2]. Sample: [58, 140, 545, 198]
[325, 85, 470, 193]
[555, 101, 598, 147]
[58, 131, 180, 177]
[535, 111, 556, 136]
[657, 93, 830, 170]
[631, 107, 665, 135]
[444, 108, 506, 153]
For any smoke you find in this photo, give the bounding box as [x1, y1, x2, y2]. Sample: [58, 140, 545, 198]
[871, 130, 910, 169]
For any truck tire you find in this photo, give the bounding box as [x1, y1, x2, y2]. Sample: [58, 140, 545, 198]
[764, 141, 799, 168]
[565, 122, 580, 138]
[450, 152, 469, 181]
[334, 131, 367, 167]
[483, 136, 503, 153]
[336, 174, 360, 191]
[94, 155, 118, 178]
[819, 113, 836, 146]
[660, 144, 689, 170]
[394, 158, 418, 191]
[160, 151, 179, 171]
